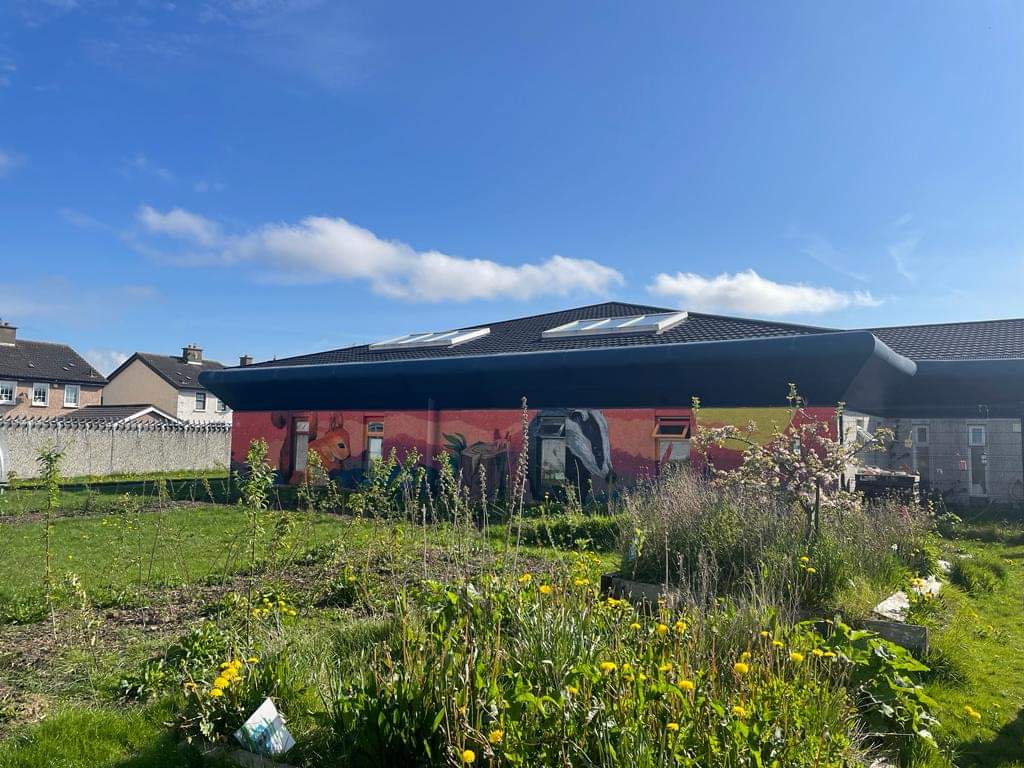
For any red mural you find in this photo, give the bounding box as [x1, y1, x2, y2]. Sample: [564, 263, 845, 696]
[230, 405, 838, 493]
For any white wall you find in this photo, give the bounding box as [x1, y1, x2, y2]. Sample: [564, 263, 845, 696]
[177, 388, 232, 424]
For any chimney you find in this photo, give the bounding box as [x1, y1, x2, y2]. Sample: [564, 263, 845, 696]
[0, 320, 16, 347]
[239, 354, 254, 367]
[182, 344, 203, 364]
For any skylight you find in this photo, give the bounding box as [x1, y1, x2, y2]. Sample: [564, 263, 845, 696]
[369, 327, 490, 351]
[542, 312, 687, 339]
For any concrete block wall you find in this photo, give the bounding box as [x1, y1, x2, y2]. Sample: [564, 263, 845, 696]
[0, 418, 230, 480]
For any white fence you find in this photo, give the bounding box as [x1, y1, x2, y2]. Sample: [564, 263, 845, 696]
[0, 417, 231, 480]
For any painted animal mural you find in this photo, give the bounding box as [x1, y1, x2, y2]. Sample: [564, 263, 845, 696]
[442, 430, 511, 499]
[307, 414, 352, 473]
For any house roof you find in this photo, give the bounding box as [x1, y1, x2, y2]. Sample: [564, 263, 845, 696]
[870, 318, 1024, 361]
[110, 352, 225, 390]
[67, 404, 181, 424]
[0, 338, 106, 385]
[252, 301, 831, 368]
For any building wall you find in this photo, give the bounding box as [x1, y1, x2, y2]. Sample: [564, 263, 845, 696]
[847, 412, 1024, 504]
[0, 381, 103, 417]
[102, 359, 177, 414]
[177, 388, 233, 424]
[230, 405, 837, 496]
[0, 419, 231, 480]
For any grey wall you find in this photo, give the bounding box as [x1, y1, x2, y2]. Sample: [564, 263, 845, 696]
[846, 411, 1024, 504]
[0, 419, 230, 480]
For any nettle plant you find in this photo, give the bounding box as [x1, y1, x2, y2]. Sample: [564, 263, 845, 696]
[691, 385, 893, 536]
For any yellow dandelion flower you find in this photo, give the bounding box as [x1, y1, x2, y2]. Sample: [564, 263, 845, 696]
[574, 578, 590, 587]
[666, 722, 680, 732]
[460, 749, 476, 764]
[812, 648, 825, 657]
[518, 573, 532, 584]
[789, 652, 805, 663]
[799, 556, 810, 563]
[678, 679, 695, 692]
[539, 584, 552, 595]
[759, 630, 770, 638]
[732, 704, 746, 717]
[629, 622, 641, 630]
[566, 685, 579, 695]
[733, 662, 750, 675]
[823, 651, 837, 659]
[656, 623, 669, 635]
[740, 651, 751, 661]
[964, 705, 981, 721]
[209, 687, 224, 698]
[805, 567, 817, 574]
[772, 640, 785, 648]
[599, 661, 617, 674]
[658, 663, 672, 673]
[214, 676, 229, 689]
[488, 729, 504, 744]
[247, 657, 259, 664]
[220, 662, 232, 669]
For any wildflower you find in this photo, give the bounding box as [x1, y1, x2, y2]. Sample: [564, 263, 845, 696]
[674, 620, 687, 633]
[461, 749, 476, 764]
[805, 567, 817, 574]
[732, 704, 746, 717]
[214, 676, 229, 689]
[772, 640, 785, 648]
[539, 584, 553, 595]
[638, 673, 647, 683]
[656, 623, 669, 636]
[184, 682, 198, 691]
[666, 722, 680, 732]
[629, 622, 641, 630]
[621, 663, 633, 673]
[678, 679, 695, 692]
[220, 662, 232, 669]
[759, 630, 770, 638]
[287, 608, 297, 616]
[518, 573, 532, 585]
[247, 657, 259, 664]
[799, 556, 810, 564]
[658, 663, 672, 673]
[739, 651, 751, 661]
[823, 651, 837, 659]
[574, 578, 590, 587]
[964, 705, 982, 721]
[488, 729, 504, 744]
[599, 661, 617, 674]
[789, 652, 805, 663]
[733, 662, 750, 676]
[811, 648, 825, 657]
[566, 685, 579, 695]
[209, 688, 224, 698]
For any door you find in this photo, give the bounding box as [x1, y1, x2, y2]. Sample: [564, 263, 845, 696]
[540, 438, 566, 487]
[968, 424, 987, 497]
[293, 418, 310, 473]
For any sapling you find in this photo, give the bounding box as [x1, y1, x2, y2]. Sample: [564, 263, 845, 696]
[241, 439, 274, 648]
[36, 444, 63, 639]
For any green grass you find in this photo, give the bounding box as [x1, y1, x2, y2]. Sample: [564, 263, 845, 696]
[923, 538, 1024, 767]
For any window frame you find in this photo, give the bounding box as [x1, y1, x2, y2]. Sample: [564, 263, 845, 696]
[215, 398, 228, 413]
[0, 380, 15, 404]
[651, 417, 690, 438]
[365, 421, 385, 466]
[968, 424, 986, 447]
[63, 384, 81, 408]
[194, 391, 207, 411]
[31, 382, 49, 407]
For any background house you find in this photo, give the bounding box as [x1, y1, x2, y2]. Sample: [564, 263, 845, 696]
[103, 345, 232, 424]
[0, 320, 106, 416]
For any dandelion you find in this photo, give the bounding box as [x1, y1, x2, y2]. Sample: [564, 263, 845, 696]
[759, 630, 770, 638]
[214, 676, 229, 689]
[220, 662, 232, 669]
[656, 623, 669, 636]
[732, 704, 746, 717]
[574, 578, 590, 587]
[247, 657, 259, 664]
[209, 688, 224, 698]
[789, 652, 805, 663]
[488, 729, 504, 744]
[678, 679, 695, 692]
[772, 640, 785, 648]
[599, 661, 617, 674]
[629, 622, 641, 630]
[666, 722, 680, 732]
[805, 567, 817, 574]
[287, 608, 297, 616]
[566, 685, 579, 695]
[964, 705, 982, 721]
[812, 648, 825, 657]
[733, 662, 750, 675]
[823, 651, 837, 659]
[739, 651, 751, 661]
[799, 556, 810, 564]
[674, 620, 687, 633]
[461, 749, 476, 764]
[539, 584, 552, 595]
[658, 663, 672, 673]
[518, 573, 532, 585]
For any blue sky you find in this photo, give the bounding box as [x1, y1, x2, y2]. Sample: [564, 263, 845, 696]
[1, 1, 1021, 373]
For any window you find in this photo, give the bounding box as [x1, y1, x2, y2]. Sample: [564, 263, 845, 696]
[216, 398, 228, 413]
[968, 425, 986, 447]
[369, 327, 490, 351]
[194, 391, 207, 411]
[63, 384, 80, 408]
[0, 381, 14, 404]
[654, 417, 691, 467]
[366, 422, 384, 465]
[32, 382, 49, 406]
[542, 312, 688, 339]
[912, 423, 930, 486]
[967, 425, 987, 497]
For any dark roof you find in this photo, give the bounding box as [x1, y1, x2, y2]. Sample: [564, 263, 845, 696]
[69, 404, 180, 423]
[110, 352, 225, 389]
[253, 301, 831, 367]
[0, 339, 106, 385]
[870, 318, 1024, 361]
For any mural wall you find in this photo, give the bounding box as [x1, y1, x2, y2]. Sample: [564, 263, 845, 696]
[230, 405, 838, 497]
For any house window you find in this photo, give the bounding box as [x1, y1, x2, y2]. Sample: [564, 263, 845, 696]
[216, 398, 228, 413]
[194, 392, 207, 411]
[32, 382, 49, 406]
[653, 417, 691, 467]
[64, 384, 80, 408]
[0, 381, 14, 404]
[366, 422, 384, 465]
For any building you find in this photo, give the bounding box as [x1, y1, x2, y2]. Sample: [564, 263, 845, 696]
[103, 345, 233, 424]
[200, 302, 1024, 504]
[66, 404, 181, 425]
[0, 321, 106, 416]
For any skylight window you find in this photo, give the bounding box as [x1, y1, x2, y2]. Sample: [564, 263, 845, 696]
[369, 327, 490, 351]
[542, 312, 687, 339]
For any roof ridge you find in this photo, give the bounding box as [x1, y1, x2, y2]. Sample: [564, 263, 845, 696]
[687, 311, 836, 333]
[869, 316, 1024, 332]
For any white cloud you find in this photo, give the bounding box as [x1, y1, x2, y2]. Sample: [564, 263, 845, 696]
[123, 154, 175, 182]
[888, 234, 921, 283]
[0, 150, 25, 177]
[138, 204, 222, 247]
[136, 208, 625, 302]
[83, 348, 130, 376]
[648, 269, 880, 316]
